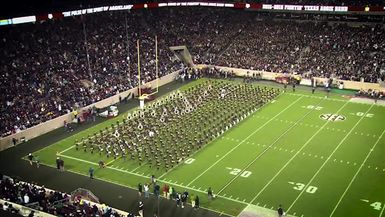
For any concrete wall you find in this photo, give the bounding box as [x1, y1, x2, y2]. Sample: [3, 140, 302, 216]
[209, 65, 385, 91]
[0, 71, 179, 151]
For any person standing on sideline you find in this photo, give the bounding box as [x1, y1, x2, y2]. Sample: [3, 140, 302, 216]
[138, 201, 144, 217]
[12, 138, 17, 146]
[292, 82, 296, 92]
[168, 186, 174, 199]
[144, 183, 149, 198]
[27, 153, 33, 165]
[33, 155, 40, 168]
[162, 184, 169, 198]
[190, 193, 195, 208]
[56, 157, 60, 170]
[89, 167, 94, 179]
[151, 175, 156, 186]
[278, 205, 284, 217]
[59, 158, 64, 171]
[138, 183, 143, 196]
[207, 187, 213, 200]
[194, 195, 200, 209]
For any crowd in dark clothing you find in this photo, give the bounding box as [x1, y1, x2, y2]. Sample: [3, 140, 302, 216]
[0, 175, 127, 217]
[356, 89, 384, 100]
[1, 8, 384, 137]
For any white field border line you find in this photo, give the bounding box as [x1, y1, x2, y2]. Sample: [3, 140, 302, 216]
[158, 92, 285, 179]
[57, 153, 151, 178]
[286, 103, 375, 212]
[217, 97, 325, 195]
[250, 100, 350, 203]
[328, 128, 385, 217]
[35, 161, 236, 217]
[185, 96, 304, 186]
[56, 153, 249, 207]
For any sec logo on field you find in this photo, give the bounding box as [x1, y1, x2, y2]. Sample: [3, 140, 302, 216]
[319, 114, 346, 122]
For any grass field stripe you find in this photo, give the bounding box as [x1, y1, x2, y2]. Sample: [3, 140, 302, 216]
[286, 103, 375, 212]
[185, 96, 304, 186]
[38, 161, 237, 217]
[286, 93, 347, 102]
[328, 128, 385, 217]
[57, 153, 151, 178]
[217, 97, 325, 195]
[249, 100, 347, 203]
[130, 163, 145, 173]
[106, 156, 121, 166]
[55, 152, 248, 207]
[157, 92, 285, 180]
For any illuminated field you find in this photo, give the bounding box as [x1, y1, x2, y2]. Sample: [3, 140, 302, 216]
[33, 79, 385, 217]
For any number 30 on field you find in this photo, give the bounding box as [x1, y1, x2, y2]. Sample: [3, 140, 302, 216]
[289, 182, 318, 194]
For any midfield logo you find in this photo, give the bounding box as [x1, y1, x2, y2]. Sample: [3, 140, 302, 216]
[319, 114, 346, 122]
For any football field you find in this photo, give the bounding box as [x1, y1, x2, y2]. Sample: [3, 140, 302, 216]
[33, 79, 385, 217]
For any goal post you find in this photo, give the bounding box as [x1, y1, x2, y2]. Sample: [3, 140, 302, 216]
[137, 36, 159, 109]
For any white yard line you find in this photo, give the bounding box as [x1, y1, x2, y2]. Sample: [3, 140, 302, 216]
[328, 128, 385, 217]
[130, 163, 145, 173]
[158, 92, 286, 180]
[250, 100, 350, 203]
[217, 97, 325, 195]
[185, 96, 304, 186]
[379, 200, 385, 217]
[286, 103, 375, 212]
[58, 145, 75, 154]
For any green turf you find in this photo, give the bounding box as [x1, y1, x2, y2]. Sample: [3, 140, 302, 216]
[32, 79, 385, 217]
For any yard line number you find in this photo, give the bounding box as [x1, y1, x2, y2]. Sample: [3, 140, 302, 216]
[361, 199, 383, 211]
[288, 182, 318, 194]
[302, 105, 323, 110]
[350, 112, 374, 118]
[226, 167, 252, 178]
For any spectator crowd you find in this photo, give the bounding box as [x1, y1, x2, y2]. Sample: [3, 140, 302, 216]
[1, 7, 384, 137]
[0, 175, 128, 217]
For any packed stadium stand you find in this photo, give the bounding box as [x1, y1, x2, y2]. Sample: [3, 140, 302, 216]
[0, 175, 130, 216]
[0, 1, 384, 217]
[1, 7, 384, 138]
